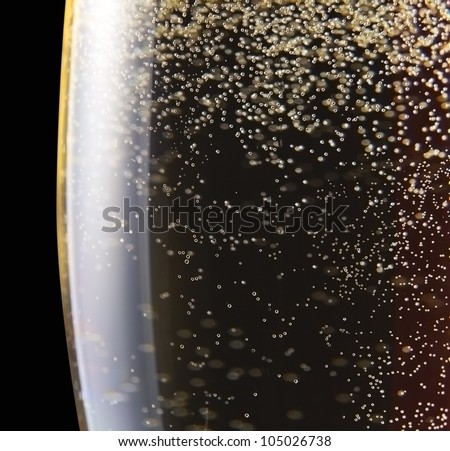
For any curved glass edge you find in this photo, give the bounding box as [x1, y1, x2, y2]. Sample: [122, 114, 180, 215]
[58, 0, 161, 430]
[57, 0, 87, 431]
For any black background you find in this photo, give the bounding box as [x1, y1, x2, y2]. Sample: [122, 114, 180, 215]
[3, 0, 79, 430]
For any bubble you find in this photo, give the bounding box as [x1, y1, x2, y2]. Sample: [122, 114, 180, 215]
[200, 318, 217, 329]
[195, 346, 210, 357]
[189, 378, 206, 387]
[332, 357, 349, 368]
[199, 407, 217, 420]
[208, 359, 225, 369]
[226, 368, 244, 381]
[336, 393, 352, 404]
[158, 373, 171, 383]
[143, 418, 160, 428]
[119, 382, 138, 393]
[229, 340, 246, 350]
[228, 419, 243, 429]
[282, 372, 299, 383]
[248, 368, 263, 378]
[138, 343, 155, 353]
[228, 327, 243, 337]
[286, 410, 304, 421]
[176, 329, 192, 339]
[103, 391, 128, 404]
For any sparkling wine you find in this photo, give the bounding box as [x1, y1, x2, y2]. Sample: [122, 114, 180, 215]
[58, 0, 450, 430]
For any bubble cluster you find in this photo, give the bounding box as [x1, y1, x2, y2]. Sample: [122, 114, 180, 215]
[113, 0, 449, 430]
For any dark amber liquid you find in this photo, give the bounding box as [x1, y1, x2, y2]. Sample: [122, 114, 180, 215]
[61, 0, 449, 430]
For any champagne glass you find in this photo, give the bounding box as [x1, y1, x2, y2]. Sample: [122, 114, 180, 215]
[58, 0, 450, 431]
